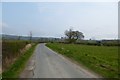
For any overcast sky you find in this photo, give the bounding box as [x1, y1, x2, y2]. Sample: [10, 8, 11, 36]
[0, 1, 118, 40]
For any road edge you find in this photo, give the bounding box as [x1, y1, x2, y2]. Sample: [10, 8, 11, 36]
[45, 43, 103, 78]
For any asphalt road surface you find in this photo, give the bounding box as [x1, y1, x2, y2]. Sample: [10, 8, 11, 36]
[32, 43, 99, 78]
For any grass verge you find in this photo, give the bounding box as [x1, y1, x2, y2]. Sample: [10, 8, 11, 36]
[46, 43, 118, 78]
[2, 44, 37, 78]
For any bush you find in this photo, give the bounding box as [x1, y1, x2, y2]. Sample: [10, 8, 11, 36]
[75, 40, 119, 46]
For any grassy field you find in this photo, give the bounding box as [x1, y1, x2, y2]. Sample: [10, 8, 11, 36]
[46, 43, 119, 78]
[2, 44, 37, 78]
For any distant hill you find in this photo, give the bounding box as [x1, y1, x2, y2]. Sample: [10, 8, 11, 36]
[2, 34, 60, 42]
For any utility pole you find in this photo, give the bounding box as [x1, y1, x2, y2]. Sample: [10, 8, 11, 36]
[29, 31, 32, 42]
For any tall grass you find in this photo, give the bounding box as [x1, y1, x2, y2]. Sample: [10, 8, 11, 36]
[2, 40, 29, 71]
[2, 44, 37, 78]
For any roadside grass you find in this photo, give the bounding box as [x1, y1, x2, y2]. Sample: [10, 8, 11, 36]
[2, 44, 37, 78]
[46, 43, 119, 78]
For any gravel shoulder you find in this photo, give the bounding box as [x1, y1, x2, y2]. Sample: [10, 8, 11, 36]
[19, 50, 36, 78]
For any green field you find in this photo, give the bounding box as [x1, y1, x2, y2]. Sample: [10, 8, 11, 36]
[46, 43, 119, 78]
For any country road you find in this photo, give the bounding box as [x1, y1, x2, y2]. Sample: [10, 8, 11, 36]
[20, 43, 100, 78]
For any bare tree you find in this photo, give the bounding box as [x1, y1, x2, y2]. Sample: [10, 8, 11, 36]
[29, 31, 32, 42]
[18, 36, 21, 40]
[65, 28, 84, 43]
[65, 28, 73, 40]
